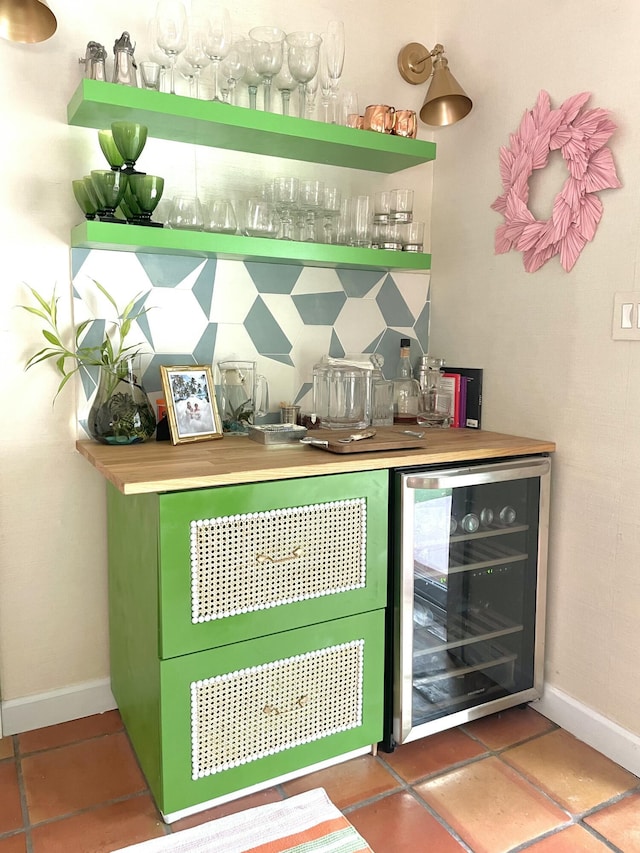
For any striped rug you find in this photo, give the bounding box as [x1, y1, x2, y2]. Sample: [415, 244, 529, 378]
[115, 788, 374, 853]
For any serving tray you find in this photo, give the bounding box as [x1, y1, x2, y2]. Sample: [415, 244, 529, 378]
[300, 427, 426, 454]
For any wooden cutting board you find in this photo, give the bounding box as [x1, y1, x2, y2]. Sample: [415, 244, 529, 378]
[301, 427, 426, 454]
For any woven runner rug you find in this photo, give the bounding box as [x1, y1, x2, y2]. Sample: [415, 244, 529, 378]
[115, 788, 374, 853]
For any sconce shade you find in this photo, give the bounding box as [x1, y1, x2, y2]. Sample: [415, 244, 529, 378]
[397, 41, 472, 127]
[420, 55, 472, 127]
[0, 0, 57, 43]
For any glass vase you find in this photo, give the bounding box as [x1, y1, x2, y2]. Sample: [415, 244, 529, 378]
[88, 357, 157, 444]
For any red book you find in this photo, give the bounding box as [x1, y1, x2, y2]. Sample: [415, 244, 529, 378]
[442, 372, 462, 428]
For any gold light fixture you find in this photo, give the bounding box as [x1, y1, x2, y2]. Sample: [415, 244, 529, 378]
[0, 0, 57, 43]
[397, 42, 472, 127]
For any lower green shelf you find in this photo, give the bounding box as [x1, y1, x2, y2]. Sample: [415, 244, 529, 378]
[70, 221, 431, 272]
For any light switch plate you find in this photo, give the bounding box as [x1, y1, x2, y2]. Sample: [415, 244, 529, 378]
[612, 292, 640, 340]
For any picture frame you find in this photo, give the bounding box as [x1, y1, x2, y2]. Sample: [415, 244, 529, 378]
[160, 365, 223, 445]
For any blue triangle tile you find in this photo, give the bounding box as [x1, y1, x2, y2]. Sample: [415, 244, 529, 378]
[193, 260, 217, 317]
[135, 252, 204, 287]
[374, 329, 419, 379]
[244, 296, 292, 354]
[245, 261, 303, 293]
[292, 292, 347, 325]
[135, 291, 156, 350]
[363, 331, 385, 354]
[335, 268, 383, 296]
[71, 248, 91, 281]
[295, 381, 312, 405]
[328, 330, 345, 358]
[262, 352, 294, 366]
[192, 323, 218, 364]
[376, 274, 416, 327]
[413, 301, 430, 352]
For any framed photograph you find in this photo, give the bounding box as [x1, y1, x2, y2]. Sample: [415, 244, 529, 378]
[160, 365, 223, 445]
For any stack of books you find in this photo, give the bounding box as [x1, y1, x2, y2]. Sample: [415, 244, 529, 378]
[439, 367, 483, 429]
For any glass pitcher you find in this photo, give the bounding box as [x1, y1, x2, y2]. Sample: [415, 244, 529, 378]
[216, 360, 269, 434]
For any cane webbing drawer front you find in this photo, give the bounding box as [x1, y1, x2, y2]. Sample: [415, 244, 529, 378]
[158, 471, 388, 657]
[158, 610, 385, 815]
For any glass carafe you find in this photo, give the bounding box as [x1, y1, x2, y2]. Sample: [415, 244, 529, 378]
[216, 360, 269, 434]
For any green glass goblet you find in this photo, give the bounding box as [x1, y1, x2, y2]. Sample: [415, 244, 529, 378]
[124, 181, 143, 219]
[83, 175, 106, 217]
[90, 169, 128, 223]
[110, 121, 148, 175]
[72, 179, 98, 220]
[98, 129, 125, 171]
[128, 174, 165, 227]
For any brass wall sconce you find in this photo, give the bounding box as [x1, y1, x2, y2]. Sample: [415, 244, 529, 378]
[397, 42, 472, 127]
[0, 0, 57, 43]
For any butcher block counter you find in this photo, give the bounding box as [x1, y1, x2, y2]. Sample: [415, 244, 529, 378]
[76, 427, 555, 494]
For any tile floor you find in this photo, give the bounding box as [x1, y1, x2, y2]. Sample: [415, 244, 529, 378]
[1, 705, 640, 853]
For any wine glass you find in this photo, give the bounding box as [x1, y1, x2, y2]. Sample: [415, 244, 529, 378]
[219, 39, 247, 104]
[111, 122, 148, 174]
[128, 175, 165, 227]
[182, 16, 210, 98]
[249, 26, 285, 113]
[273, 176, 299, 239]
[305, 66, 319, 119]
[98, 129, 125, 171]
[90, 170, 129, 223]
[286, 32, 322, 120]
[154, 0, 188, 95]
[298, 179, 324, 242]
[194, 2, 232, 101]
[324, 20, 345, 122]
[317, 34, 332, 122]
[273, 44, 296, 115]
[241, 44, 262, 109]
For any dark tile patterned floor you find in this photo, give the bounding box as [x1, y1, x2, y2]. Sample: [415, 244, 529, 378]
[1, 706, 639, 852]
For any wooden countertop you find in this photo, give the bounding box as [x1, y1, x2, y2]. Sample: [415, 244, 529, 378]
[76, 428, 555, 495]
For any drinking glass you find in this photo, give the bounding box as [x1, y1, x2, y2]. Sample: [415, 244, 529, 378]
[219, 40, 247, 104]
[90, 170, 128, 223]
[390, 188, 414, 224]
[98, 129, 125, 171]
[305, 65, 319, 118]
[350, 194, 372, 247]
[139, 61, 162, 90]
[82, 175, 104, 217]
[273, 44, 296, 115]
[402, 221, 425, 252]
[243, 198, 279, 237]
[168, 195, 204, 229]
[298, 179, 324, 242]
[203, 199, 237, 233]
[324, 20, 345, 122]
[240, 39, 262, 109]
[128, 174, 165, 226]
[339, 90, 358, 126]
[321, 185, 341, 244]
[110, 122, 148, 174]
[249, 26, 285, 112]
[154, 0, 188, 95]
[195, 3, 232, 100]
[182, 16, 210, 98]
[286, 31, 322, 120]
[272, 176, 299, 240]
[317, 34, 332, 122]
[72, 179, 99, 220]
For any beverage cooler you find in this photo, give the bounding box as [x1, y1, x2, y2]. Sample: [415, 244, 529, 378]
[388, 456, 551, 747]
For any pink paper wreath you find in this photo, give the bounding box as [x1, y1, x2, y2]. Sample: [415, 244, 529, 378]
[491, 90, 621, 273]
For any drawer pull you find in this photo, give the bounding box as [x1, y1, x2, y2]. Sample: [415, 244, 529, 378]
[256, 545, 304, 565]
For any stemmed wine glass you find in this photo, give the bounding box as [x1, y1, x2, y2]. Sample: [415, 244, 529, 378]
[273, 176, 299, 239]
[194, 2, 232, 101]
[219, 39, 247, 104]
[286, 32, 322, 120]
[317, 34, 332, 122]
[155, 0, 188, 95]
[182, 16, 210, 98]
[324, 20, 345, 122]
[242, 46, 262, 109]
[249, 26, 285, 112]
[273, 44, 296, 115]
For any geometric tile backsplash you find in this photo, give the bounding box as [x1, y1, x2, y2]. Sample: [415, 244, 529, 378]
[71, 248, 430, 433]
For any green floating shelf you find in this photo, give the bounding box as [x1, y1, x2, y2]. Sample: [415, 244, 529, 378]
[70, 221, 432, 272]
[67, 80, 436, 174]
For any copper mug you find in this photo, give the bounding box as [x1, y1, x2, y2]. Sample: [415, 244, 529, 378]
[363, 104, 396, 133]
[393, 109, 418, 139]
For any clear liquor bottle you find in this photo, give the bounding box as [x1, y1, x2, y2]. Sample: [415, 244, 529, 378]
[393, 338, 421, 423]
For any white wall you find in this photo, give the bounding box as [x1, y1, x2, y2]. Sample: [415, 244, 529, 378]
[0, 0, 434, 725]
[431, 0, 640, 736]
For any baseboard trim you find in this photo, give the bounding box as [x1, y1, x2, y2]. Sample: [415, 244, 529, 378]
[532, 685, 640, 777]
[1, 678, 117, 735]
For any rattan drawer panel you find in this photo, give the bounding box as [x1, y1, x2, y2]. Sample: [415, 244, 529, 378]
[157, 471, 388, 657]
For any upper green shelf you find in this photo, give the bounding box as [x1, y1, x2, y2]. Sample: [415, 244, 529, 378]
[70, 221, 431, 272]
[67, 80, 436, 173]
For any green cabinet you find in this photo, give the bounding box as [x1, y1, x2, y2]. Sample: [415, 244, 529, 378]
[107, 470, 388, 820]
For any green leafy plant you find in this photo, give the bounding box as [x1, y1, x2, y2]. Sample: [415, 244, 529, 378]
[20, 279, 150, 401]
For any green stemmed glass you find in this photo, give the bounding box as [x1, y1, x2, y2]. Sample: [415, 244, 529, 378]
[110, 121, 148, 175]
[98, 129, 125, 171]
[72, 179, 98, 220]
[90, 169, 128, 223]
[129, 174, 165, 227]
